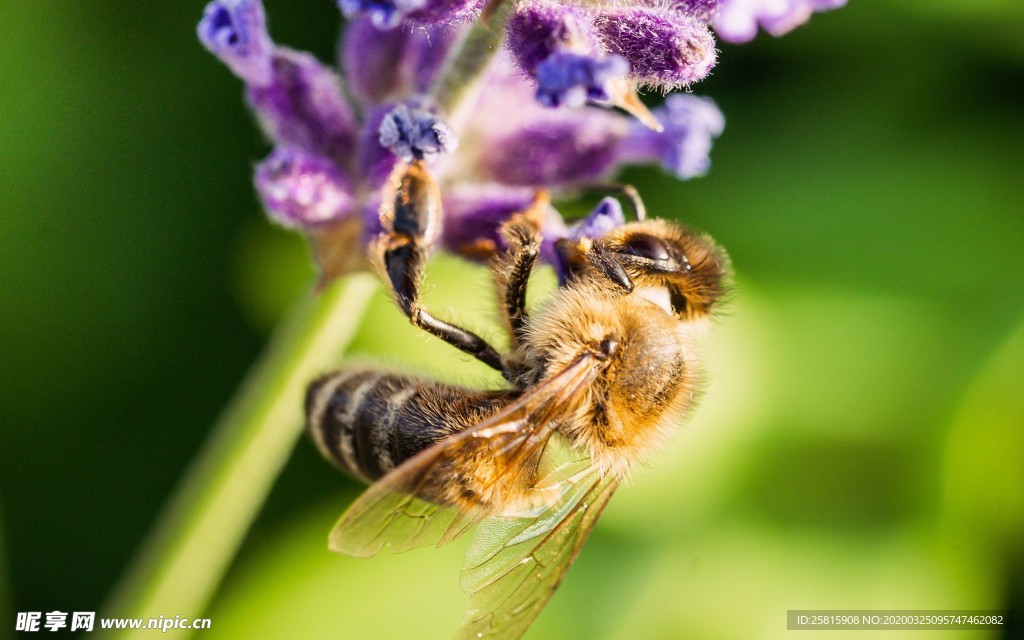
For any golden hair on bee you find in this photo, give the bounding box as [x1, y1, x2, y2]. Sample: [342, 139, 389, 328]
[518, 271, 706, 478]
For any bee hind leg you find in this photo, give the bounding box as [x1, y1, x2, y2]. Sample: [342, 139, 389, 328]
[376, 161, 505, 373]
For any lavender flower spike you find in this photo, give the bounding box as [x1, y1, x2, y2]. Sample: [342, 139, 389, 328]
[255, 147, 355, 228]
[379, 102, 457, 163]
[197, 0, 273, 85]
[619, 94, 725, 179]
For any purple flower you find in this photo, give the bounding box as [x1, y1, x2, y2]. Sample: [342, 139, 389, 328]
[567, 197, 627, 241]
[475, 108, 630, 186]
[357, 104, 405, 188]
[714, 0, 846, 43]
[433, 60, 725, 256]
[338, 0, 424, 29]
[324, 0, 844, 129]
[506, 0, 594, 74]
[199, 0, 358, 165]
[200, 0, 729, 281]
[440, 185, 561, 259]
[670, 0, 723, 24]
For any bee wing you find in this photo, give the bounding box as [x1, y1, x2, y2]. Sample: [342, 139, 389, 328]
[456, 463, 619, 640]
[328, 354, 602, 558]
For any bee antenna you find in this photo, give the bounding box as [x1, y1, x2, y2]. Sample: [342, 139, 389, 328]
[583, 183, 646, 221]
[618, 184, 646, 221]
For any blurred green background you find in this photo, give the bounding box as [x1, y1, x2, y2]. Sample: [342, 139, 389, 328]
[1, 1, 1022, 638]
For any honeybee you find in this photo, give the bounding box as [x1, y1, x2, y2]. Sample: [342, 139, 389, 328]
[306, 160, 729, 639]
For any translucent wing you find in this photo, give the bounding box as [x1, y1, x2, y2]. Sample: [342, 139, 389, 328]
[328, 354, 601, 557]
[456, 462, 619, 640]
[328, 492, 456, 557]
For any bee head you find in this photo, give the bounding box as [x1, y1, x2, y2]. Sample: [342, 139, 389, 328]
[600, 220, 730, 321]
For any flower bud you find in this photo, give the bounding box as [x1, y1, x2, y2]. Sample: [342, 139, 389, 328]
[378, 101, 458, 163]
[507, 0, 598, 73]
[535, 52, 630, 108]
[594, 6, 717, 90]
[255, 147, 355, 228]
[507, 0, 633, 111]
[197, 0, 274, 85]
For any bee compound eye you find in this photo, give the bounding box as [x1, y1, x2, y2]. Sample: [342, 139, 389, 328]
[620, 234, 671, 262]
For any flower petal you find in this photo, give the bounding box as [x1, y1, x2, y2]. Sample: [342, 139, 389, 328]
[246, 48, 359, 165]
[618, 94, 725, 179]
[197, 0, 274, 85]
[255, 147, 356, 228]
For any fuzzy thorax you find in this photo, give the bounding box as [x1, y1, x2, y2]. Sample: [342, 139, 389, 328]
[523, 278, 703, 479]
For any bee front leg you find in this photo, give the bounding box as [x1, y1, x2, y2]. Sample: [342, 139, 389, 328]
[494, 193, 549, 349]
[500, 224, 538, 346]
[376, 161, 505, 373]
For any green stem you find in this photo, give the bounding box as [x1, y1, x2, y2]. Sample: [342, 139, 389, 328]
[429, 0, 513, 115]
[102, 274, 377, 638]
[105, 7, 516, 635]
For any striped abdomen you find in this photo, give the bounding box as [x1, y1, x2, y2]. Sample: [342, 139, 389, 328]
[305, 371, 515, 483]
